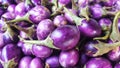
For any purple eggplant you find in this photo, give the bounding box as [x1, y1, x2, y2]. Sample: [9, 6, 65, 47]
[45, 56, 61, 68]
[78, 18, 102, 37]
[14, 0, 33, 15]
[50, 25, 80, 50]
[37, 19, 55, 40]
[1, 44, 22, 68]
[59, 49, 79, 67]
[99, 18, 112, 30]
[107, 46, 120, 62]
[15, 2, 27, 16]
[75, 51, 90, 68]
[7, 4, 16, 13]
[22, 43, 33, 56]
[114, 62, 120, 68]
[29, 57, 43, 68]
[79, 52, 90, 65]
[53, 15, 68, 27]
[3, 30, 19, 44]
[1, 44, 22, 62]
[84, 41, 98, 57]
[32, 45, 53, 58]
[114, 0, 120, 11]
[1, 12, 15, 21]
[8, 5, 51, 24]
[18, 56, 33, 68]
[29, 6, 51, 24]
[84, 57, 112, 68]
[89, 4, 105, 19]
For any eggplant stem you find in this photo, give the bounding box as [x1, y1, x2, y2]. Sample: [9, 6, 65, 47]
[110, 11, 120, 42]
[2, 58, 17, 68]
[93, 40, 120, 56]
[6, 13, 33, 24]
[71, 0, 78, 10]
[25, 0, 32, 5]
[23, 36, 59, 49]
[93, 30, 110, 40]
[93, 11, 120, 56]
[51, 6, 64, 17]
[12, 24, 34, 40]
[64, 7, 85, 25]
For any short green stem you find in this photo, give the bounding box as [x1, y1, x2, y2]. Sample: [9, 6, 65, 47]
[12, 24, 34, 40]
[7, 13, 33, 24]
[71, 0, 78, 10]
[5, 24, 16, 41]
[110, 11, 120, 42]
[93, 40, 120, 56]
[51, 6, 64, 17]
[25, 0, 32, 5]
[106, 11, 116, 15]
[93, 30, 110, 40]
[23, 36, 59, 49]
[64, 7, 85, 25]
[0, 58, 17, 68]
[79, 6, 89, 20]
[53, 0, 58, 8]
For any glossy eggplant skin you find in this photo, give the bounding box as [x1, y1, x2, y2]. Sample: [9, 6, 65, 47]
[85, 57, 112, 68]
[29, 6, 51, 24]
[46, 56, 60, 68]
[59, 49, 79, 67]
[32, 45, 53, 58]
[1, 44, 22, 61]
[18, 56, 33, 68]
[37, 19, 55, 40]
[29, 57, 43, 68]
[114, 62, 120, 68]
[0, 7, 5, 17]
[50, 25, 80, 50]
[107, 47, 120, 62]
[78, 19, 101, 37]
[53, 15, 67, 27]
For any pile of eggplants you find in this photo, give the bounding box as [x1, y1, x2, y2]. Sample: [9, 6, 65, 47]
[1, 0, 120, 68]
